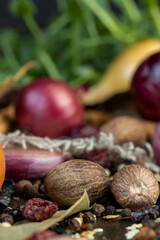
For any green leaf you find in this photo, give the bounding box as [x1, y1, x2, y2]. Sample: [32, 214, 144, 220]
[143, 0, 158, 7]
[9, 0, 36, 17]
[155, 175, 160, 182]
[0, 190, 90, 240]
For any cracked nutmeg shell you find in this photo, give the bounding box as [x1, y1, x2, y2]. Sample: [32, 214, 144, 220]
[111, 165, 159, 211]
[44, 159, 109, 206]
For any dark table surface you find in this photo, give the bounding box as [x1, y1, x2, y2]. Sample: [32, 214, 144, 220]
[94, 218, 133, 240]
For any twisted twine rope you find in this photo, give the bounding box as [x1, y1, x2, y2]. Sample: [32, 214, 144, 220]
[0, 130, 159, 173]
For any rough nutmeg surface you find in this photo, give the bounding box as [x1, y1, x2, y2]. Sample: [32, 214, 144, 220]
[44, 160, 109, 206]
[111, 165, 159, 211]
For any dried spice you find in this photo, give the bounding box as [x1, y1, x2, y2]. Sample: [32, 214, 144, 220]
[91, 203, 105, 217]
[0, 190, 90, 240]
[67, 218, 81, 233]
[15, 180, 44, 199]
[111, 165, 159, 211]
[44, 160, 109, 206]
[83, 212, 96, 224]
[135, 226, 156, 240]
[0, 213, 14, 225]
[0, 131, 155, 167]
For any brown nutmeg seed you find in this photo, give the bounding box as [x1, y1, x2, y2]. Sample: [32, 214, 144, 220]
[44, 159, 109, 206]
[111, 165, 159, 211]
[100, 116, 147, 146]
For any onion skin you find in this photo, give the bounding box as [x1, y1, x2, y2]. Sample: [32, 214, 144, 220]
[131, 52, 160, 121]
[3, 147, 72, 181]
[16, 78, 84, 138]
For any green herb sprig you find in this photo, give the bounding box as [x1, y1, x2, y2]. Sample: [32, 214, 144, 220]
[0, 0, 160, 87]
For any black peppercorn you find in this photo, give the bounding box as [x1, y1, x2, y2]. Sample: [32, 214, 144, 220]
[106, 206, 116, 215]
[83, 212, 95, 224]
[121, 208, 132, 217]
[67, 218, 81, 233]
[50, 223, 66, 234]
[91, 203, 105, 217]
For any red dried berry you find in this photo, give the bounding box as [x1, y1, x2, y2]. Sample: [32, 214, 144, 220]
[69, 124, 98, 138]
[80, 149, 113, 168]
[27, 230, 57, 240]
[22, 198, 58, 222]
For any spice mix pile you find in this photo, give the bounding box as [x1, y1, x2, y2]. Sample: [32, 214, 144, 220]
[0, 113, 160, 240]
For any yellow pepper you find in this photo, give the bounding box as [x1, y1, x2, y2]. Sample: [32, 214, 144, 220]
[82, 39, 160, 105]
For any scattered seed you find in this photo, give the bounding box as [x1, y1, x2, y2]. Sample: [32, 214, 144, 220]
[125, 229, 140, 239]
[94, 228, 104, 233]
[86, 234, 95, 239]
[103, 215, 120, 220]
[155, 218, 160, 223]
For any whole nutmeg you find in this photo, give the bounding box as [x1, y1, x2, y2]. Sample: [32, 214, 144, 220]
[44, 160, 108, 206]
[100, 116, 150, 146]
[111, 165, 159, 211]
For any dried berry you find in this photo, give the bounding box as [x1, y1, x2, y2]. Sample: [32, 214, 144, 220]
[133, 207, 159, 222]
[121, 208, 132, 217]
[91, 203, 105, 217]
[22, 198, 58, 222]
[67, 218, 81, 233]
[106, 206, 116, 215]
[44, 160, 109, 206]
[80, 149, 113, 168]
[69, 123, 98, 138]
[83, 212, 95, 224]
[27, 230, 57, 240]
[111, 165, 159, 211]
[0, 213, 14, 225]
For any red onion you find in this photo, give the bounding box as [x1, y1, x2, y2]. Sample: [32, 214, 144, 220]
[152, 123, 160, 165]
[16, 78, 84, 138]
[4, 147, 72, 181]
[131, 52, 160, 121]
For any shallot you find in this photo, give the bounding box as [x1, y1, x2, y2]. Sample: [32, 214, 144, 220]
[4, 147, 72, 181]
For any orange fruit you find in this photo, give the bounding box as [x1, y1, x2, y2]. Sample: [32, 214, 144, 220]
[0, 144, 5, 189]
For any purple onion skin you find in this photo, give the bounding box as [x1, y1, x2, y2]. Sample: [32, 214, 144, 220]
[152, 123, 160, 165]
[3, 147, 72, 181]
[16, 78, 84, 138]
[131, 52, 160, 121]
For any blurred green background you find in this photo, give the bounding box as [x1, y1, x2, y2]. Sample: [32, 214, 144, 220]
[0, 0, 160, 88]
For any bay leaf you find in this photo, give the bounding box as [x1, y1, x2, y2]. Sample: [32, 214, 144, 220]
[0, 190, 90, 240]
[155, 174, 160, 182]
